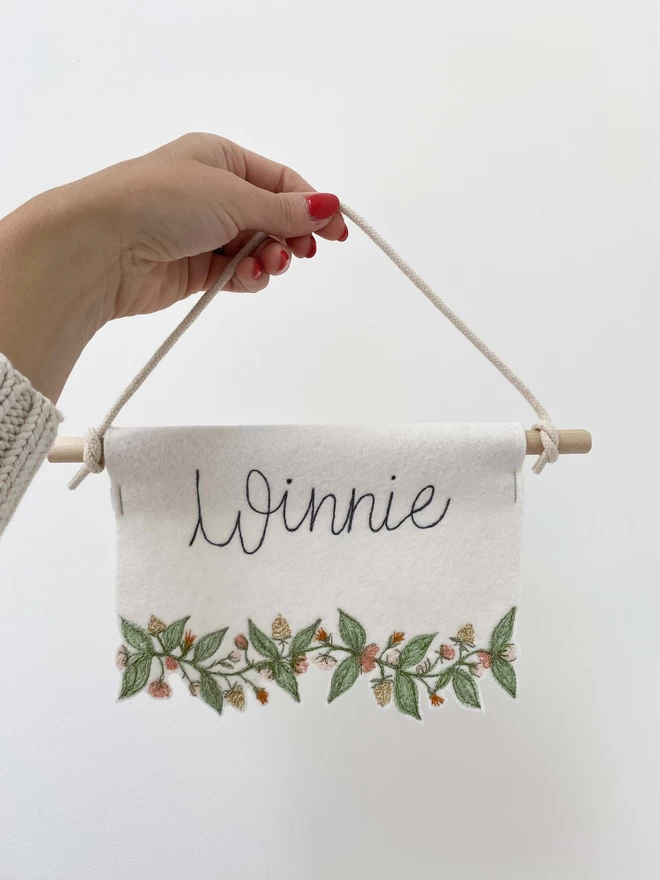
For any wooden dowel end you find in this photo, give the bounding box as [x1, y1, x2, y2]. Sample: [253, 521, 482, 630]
[47, 429, 592, 464]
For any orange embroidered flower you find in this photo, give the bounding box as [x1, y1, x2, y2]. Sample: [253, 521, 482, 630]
[148, 680, 172, 699]
[256, 688, 269, 705]
[391, 632, 405, 645]
[165, 657, 178, 671]
[315, 627, 329, 643]
[183, 630, 196, 650]
[360, 643, 380, 673]
[430, 693, 445, 707]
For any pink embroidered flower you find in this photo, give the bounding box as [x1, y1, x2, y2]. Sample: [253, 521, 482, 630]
[385, 648, 401, 667]
[259, 665, 274, 680]
[293, 654, 309, 676]
[470, 661, 486, 678]
[360, 643, 380, 673]
[115, 646, 129, 670]
[439, 644, 455, 661]
[228, 650, 242, 664]
[189, 681, 201, 696]
[234, 634, 249, 651]
[148, 679, 172, 699]
[501, 644, 517, 662]
[477, 650, 492, 669]
[165, 657, 178, 671]
[313, 654, 337, 671]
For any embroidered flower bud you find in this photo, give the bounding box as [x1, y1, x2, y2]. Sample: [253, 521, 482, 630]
[148, 680, 172, 699]
[293, 654, 309, 675]
[228, 650, 242, 664]
[259, 665, 274, 680]
[373, 681, 393, 707]
[165, 657, 178, 671]
[456, 624, 475, 645]
[416, 657, 432, 674]
[115, 645, 129, 670]
[439, 644, 455, 661]
[147, 615, 167, 635]
[501, 644, 517, 662]
[189, 681, 201, 696]
[234, 634, 249, 651]
[430, 693, 445, 707]
[271, 614, 292, 641]
[361, 643, 380, 673]
[256, 688, 269, 705]
[391, 632, 405, 646]
[470, 661, 486, 678]
[183, 630, 196, 650]
[385, 648, 401, 667]
[477, 650, 492, 669]
[315, 627, 329, 643]
[313, 654, 337, 671]
[226, 684, 246, 711]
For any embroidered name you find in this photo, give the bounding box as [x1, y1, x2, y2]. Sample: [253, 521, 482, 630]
[190, 469, 451, 555]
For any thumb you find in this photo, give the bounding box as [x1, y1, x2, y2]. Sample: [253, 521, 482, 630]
[227, 177, 340, 238]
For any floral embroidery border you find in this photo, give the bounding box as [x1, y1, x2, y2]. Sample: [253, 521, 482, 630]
[116, 608, 518, 721]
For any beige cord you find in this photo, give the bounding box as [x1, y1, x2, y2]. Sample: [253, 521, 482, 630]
[68, 203, 558, 490]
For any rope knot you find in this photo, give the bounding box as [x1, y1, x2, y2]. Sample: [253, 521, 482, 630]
[531, 419, 559, 474]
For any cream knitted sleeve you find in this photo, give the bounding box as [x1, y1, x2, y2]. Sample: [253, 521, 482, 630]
[0, 354, 61, 535]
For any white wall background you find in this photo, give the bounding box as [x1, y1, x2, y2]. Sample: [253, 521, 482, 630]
[1, 1, 658, 877]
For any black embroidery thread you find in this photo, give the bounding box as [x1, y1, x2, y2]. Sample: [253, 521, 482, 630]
[190, 469, 451, 555]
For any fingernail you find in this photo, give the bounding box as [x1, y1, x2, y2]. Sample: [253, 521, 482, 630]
[278, 250, 290, 272]
[306, 193, 340, 220]
[306, 237, 317, 259]
[252, 259, 263, 280]
[339, 226, 349, 242]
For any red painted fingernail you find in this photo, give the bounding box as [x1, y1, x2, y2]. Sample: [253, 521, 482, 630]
[339, 226, 349, 242]
[306, 237, 317, 259]
[278, 250, 290, 272]
[252, 259, 263, 280]
[306, 193, 340, 220]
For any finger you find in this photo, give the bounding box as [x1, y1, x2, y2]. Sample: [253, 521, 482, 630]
[253, 240, 292, 276]
[285, 234, 316, 259]
[315, 213, 349, 242]
[204, 254, 270, 294]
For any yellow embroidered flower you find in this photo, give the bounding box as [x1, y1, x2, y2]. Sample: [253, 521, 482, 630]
[226, 685, 246, 711]
[373, 681, 393, 707]
[147, 615, 167, 635]
[456, 623, 475, 645]
[271, 614, 291, 641]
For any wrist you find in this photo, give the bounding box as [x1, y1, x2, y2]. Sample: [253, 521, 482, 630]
[0, 185, 120, 401]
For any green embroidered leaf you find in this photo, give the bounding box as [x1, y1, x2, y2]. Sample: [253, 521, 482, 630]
[273, 661, 301, 702]
[121, 619, 153, 653]
[119, 654, 152, 699]
[199, 670, 224, 715]
[160, 617, 190, 653]
[490, 607, 517, 653]
[328, 655, 360, 703]
[399, 633, 437, 669]
[248, 620, 280, 660]
[193, 628, 228, 662]
[337, 609, 366, 652]
[491, 656, 517, 698]
[394, 672, 421, 720]
[435, 669, 452, 691]
[452, 668, 481, 709]
[289, 619, 322, 658]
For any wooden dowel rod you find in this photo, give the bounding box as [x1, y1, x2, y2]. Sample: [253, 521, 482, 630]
[47, 429, 592, 464]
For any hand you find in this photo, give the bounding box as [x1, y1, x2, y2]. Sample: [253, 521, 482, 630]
[0, 133, 347, 401]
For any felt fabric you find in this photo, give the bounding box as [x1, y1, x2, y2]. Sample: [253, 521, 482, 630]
[105, 423, 525, 719]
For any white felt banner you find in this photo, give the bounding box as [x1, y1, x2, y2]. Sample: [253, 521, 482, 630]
[106, 423, 525, 719]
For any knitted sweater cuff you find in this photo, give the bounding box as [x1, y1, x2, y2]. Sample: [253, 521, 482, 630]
[0, 354, 62, 534]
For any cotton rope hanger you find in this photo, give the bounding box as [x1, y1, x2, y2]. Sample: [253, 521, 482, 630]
[50, 202, 592, 486]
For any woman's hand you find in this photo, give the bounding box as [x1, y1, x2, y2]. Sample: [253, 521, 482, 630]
[0, 133, 346, 401]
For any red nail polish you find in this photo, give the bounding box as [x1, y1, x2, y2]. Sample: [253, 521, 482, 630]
[339, 226, 349, 242]
[278, 250, 290, 272]
[252, 259, 263, 280]
[307, 237, 317, 258]
[306, 193, 340, 220]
